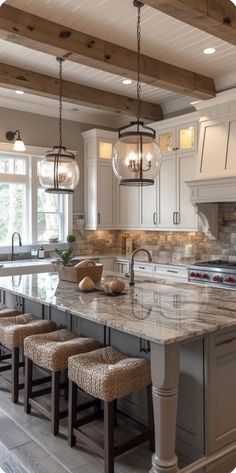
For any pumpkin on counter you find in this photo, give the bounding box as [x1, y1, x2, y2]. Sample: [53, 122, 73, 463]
[109, 278, 125, 293]
[79, 276, 95, 292]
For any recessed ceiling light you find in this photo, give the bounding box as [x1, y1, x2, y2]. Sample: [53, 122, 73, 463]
[203, 48, 216, 55]
[15, 90, 24, 95]
[122, 79, 132, 85]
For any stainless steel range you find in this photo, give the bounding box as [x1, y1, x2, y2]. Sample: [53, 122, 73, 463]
[188, 260, 236, 288]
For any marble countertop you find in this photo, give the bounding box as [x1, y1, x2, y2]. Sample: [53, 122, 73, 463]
[1, 272, 236, 345]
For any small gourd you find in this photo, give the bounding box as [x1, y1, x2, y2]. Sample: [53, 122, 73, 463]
[79, 276, 95, 292]
[109, 278, 125, 293]
[75, 259, 95, 268]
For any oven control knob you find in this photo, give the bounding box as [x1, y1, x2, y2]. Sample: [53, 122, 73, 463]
[196, 273, 201, 278]
[190, 272, 196, 278]
[202, 273, 209, 279]
[213, 275, 223, 283]
[226, 276, 235, 283]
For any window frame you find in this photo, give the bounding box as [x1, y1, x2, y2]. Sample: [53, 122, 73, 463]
[0, 145, 73, 251]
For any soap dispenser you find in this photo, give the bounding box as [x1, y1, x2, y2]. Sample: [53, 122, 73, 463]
[38, 246, 45, 259]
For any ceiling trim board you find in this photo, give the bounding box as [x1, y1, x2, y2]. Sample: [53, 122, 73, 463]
[0, 4, 216, 99]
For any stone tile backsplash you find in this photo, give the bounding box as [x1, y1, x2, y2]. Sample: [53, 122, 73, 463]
[72, 203, 236, 263]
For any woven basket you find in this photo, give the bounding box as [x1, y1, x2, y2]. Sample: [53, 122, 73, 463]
[58, 264, 103, 283]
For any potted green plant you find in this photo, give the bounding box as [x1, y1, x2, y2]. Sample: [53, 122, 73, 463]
[67, 234, 76, 243]
[55, 247, 74, 266]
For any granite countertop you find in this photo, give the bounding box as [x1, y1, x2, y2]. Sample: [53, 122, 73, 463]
[1, 272, 236, 345]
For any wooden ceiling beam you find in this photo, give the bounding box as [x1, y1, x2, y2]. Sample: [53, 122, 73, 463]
[142, 0, 236, 45]
[0, 5, 215, 99]
[0, 62, 163, 121]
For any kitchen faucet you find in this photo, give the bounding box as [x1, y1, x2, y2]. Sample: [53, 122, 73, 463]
[129, 248, 152, 285]
[11, 232, 22, 261]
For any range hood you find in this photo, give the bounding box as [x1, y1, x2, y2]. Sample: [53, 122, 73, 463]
[187, 177, 236, 240]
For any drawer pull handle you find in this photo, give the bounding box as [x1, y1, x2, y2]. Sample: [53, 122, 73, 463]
[138, 266, 145, 270]
[167, 269, 178, 273]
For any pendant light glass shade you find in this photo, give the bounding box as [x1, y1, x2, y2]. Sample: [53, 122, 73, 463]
[39, 147, 80, 193]
[112, 1, 161, 187]
[39, 58, 80, 194]
[113, 121, 161, 186]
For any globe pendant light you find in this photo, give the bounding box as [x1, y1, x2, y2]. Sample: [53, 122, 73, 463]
[39, 58, 80, 194]
[112, 0, 161, 186]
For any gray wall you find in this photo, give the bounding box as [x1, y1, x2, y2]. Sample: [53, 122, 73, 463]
[0, 107, 92, 213]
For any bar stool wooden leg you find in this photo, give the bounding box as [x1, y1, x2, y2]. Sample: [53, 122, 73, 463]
[12, 347, 19, 404]
[24, 356, 32, 414]
[68, 379, 77, 447]
[51, 371, 60, 436]
[104, 401, 114, 473]
[147, 384, 155, 452]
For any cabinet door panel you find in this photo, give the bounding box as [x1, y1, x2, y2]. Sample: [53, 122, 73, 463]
[118, 186, 140, 228]
[98, 163, 115, 227]
[177, 153, 198, 230]
[199, 121, 228, 177]
[158, 156, 176, 229]
[85, 163, 96, 229]
[141, 179, 158, 228]
[226, 119, 236, 174]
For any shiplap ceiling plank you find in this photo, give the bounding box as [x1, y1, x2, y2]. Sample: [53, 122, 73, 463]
[142, 0, 236, 46]
[0, 62, 163, 120]
[0, 5, 216, 99]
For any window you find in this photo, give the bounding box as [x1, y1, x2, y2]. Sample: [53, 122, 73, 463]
[0, 153, 71, 247]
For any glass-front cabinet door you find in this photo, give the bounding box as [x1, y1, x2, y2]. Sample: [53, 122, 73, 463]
[176, 123, 197, 152]
[158, 129, 175, 154]
[98, 141, 113, 160]
[158, 122, 197, 155]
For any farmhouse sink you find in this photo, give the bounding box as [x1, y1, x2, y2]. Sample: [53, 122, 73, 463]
[0, 259, 54, 276]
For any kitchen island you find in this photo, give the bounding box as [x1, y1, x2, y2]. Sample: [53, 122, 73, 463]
[0, 272, 236, 473]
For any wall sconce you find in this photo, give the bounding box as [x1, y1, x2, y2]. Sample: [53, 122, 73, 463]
[5, 130, 26, 152]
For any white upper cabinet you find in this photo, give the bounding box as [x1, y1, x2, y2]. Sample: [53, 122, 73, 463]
[82, 129, 117, 230]
[118, 186, 140, 229]
[158, 156, 176, 229]
[177, 152, 198, 229]
[197, 116, 236, 178]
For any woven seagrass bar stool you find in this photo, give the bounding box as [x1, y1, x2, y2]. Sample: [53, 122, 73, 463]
[0, 308, 21, 359]
[68, 346, 154, 473]
[0, 313, 56, 403]
[24, 329, 102, 435]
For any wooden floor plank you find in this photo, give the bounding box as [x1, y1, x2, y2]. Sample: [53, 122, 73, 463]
[0, 413, 31, 450]
[11, 441, 71, 473]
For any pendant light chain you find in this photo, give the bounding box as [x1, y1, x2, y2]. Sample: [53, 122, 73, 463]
[137, 2, 142, 123]
[58, 57, 63, 150]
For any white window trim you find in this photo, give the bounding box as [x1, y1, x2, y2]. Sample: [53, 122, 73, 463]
[0, 143, 74, 253]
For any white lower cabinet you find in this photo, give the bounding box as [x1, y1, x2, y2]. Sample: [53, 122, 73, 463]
[207, 328, 236, 454]
[113, 259, 130, 275]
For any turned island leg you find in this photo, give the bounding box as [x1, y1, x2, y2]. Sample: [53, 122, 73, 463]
[150, 342, 180, 473]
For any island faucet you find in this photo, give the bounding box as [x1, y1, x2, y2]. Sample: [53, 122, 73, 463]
[11, 232, 22, 261]
[129, 248, 152, 285]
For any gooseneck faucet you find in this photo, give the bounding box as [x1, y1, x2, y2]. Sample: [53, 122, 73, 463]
[11, 232, 22, 261]
[129, 248, 152, 285]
